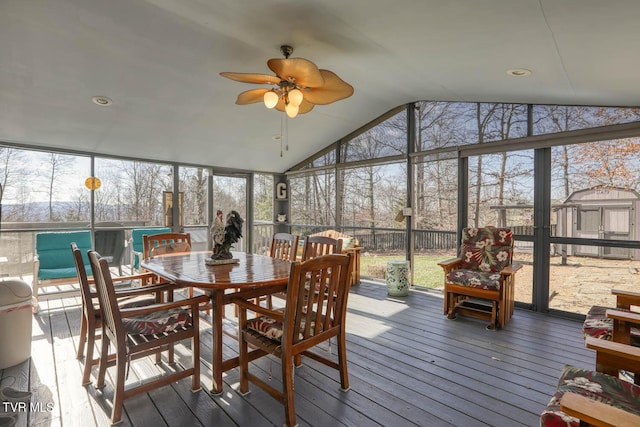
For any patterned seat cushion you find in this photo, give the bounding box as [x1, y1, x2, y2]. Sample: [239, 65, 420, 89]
[583, 305, 640, 346]
[123, 307, 191, 335]
[540, 365, 640, 427]
[246, 308, 325, 342]
[446, 269, 501, 290]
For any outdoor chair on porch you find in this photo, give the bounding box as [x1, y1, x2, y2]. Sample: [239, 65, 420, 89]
[71, 243, 172, 386]
[438, 227, 520, 330]
[540, 336, 640, 426]
[234, 253, 354, 427]
[88, 250, 208, 425]
[308, 229, 362, 285]
[142, 232, 192, 259]
[270, 233, 299, 262]
[301, 235, 342, 261]
[33, 230, 93, 311]
[263, 233, 300, 309]
[582, 289, 640, 384]
[582, 289, 640, 347]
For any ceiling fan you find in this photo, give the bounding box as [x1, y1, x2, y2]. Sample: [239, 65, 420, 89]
[220, 45, 354, 118]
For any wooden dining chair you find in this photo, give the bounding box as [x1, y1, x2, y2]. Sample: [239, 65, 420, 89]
[142, 232, 202, 303]
[88, 250, 209, 425]
[263, 233, 300, 309]
[234, 253, 354, 427]
[301, 235, 342, 261]
[270, 233, 299, 262]
[72, 242, 173, 386]
[142, 232, 192, 259]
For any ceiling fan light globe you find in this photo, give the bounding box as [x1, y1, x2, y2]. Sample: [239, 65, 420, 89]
[263, 91, 279, 109]
[285, 103, 299, 118]
[288, 88, 303, 107]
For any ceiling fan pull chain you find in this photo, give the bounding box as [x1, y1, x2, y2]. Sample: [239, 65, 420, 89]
[285, 115, 289, 152]
[280, 114, 284, 157]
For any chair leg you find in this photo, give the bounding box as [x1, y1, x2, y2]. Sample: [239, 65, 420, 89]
[82, 325, 96, 386]
[337, 328, 350, 391]
[238, 310, 249, 394]
[282, 355, 297, 427]
[487, 302, 498, 330]
[96, 334, 109, 389]
[446, 292, 457, 320]
[191, 315, 201, 392]
[77, 315, 87, 359]
[111, 353, 126, 425]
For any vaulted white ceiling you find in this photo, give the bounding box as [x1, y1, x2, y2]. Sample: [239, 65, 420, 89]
[2, 0, 639, 173]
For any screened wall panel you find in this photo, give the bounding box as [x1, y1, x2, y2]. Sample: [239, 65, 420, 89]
[289, 170, 336, 226]
[340, 163, 406, 228]
[341, 110, 406, 162]
[533, 105, 640, 135]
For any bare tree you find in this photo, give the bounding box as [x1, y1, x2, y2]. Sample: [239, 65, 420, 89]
[0, 147, 26, 221]
[41, 153, 74, 221]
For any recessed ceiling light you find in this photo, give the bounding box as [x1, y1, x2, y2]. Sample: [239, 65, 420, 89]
[506, 68, 532, 77]
[92, 96, 112, 106]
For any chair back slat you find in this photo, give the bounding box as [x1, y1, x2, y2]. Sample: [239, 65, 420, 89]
[269, 233, 299, 262]
[301, 236, 343, 261]
[88, 250, 123, 346]
[285, 253, 352, 345]
[143, 232, 192, 259]
[71, 242, 95, 318]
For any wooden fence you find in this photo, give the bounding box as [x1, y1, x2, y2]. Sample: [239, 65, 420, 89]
[356, 230, 457, 252]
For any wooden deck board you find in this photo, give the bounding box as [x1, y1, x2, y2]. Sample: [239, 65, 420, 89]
[1, 280, 597, 426]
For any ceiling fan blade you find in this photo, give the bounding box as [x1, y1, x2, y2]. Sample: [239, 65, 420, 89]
[302, 69, 354, 105]
[235, 88, 271, 105]
[273, 98, 315, 115]
[267, 58, 324, 88]
[220, 72, 280, 85]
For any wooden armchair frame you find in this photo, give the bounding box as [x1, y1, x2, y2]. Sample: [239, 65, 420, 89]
[71, 243, 173, 386]
[142, 232, 192, 260]
[270, 233, 299, 262]
[583, 289, 640, 384]
[88, 250, 208, 425]
[301, 235, 342, 261]
[234, 253, 353, 427]
[556, 336, 640, 426]
[308, 229, 362, 285]
[264, 233, 300, 309]
[438, 227, 521, 330]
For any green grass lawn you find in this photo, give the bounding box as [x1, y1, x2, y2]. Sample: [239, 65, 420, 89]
[359, 253, 454, 289]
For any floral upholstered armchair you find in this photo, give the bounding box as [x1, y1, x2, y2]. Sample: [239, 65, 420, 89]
[582, 289, 640, 384]
[540, 337, 640, 426]
[438, 227, 520, 330]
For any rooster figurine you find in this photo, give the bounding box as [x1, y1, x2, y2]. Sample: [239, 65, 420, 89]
[211, 210, 225, 256]
[211, 210, 244, 260]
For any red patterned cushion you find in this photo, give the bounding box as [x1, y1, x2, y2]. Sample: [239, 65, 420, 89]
[123, 308, 191, 335]
[459, 227, 513, 273]
[446, 269, 501, 290]
[583, 305, 640, 346]
[246, 308, 326, 343]
[247, 309, 286, 341]
[540, 365, 640, 426]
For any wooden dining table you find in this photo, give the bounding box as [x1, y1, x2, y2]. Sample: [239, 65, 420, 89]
[141, 251, 291, 394]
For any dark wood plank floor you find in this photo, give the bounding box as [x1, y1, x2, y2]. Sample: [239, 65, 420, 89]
[0, 280, 594, 427]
